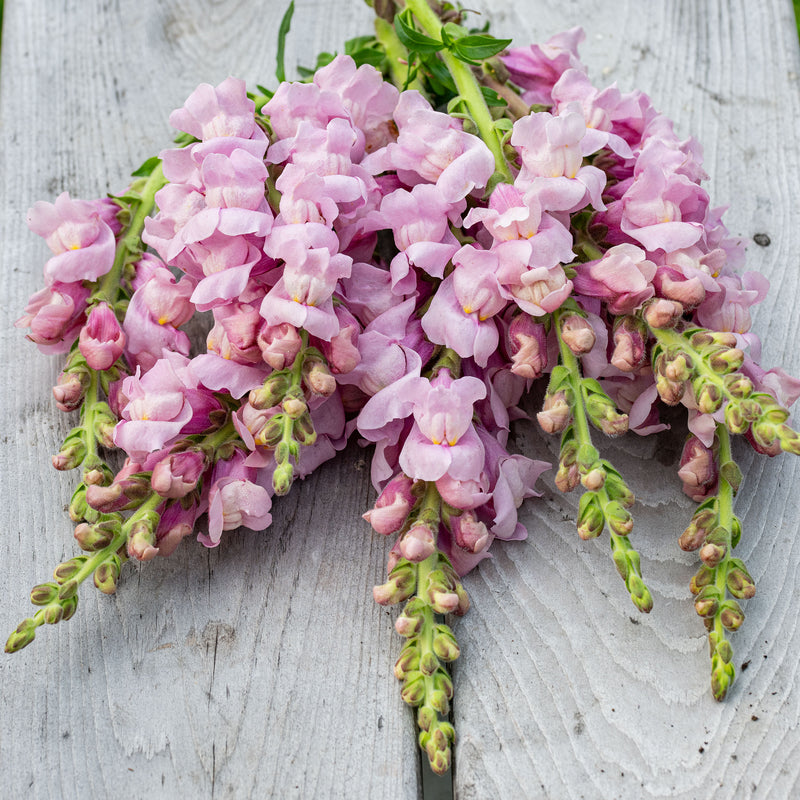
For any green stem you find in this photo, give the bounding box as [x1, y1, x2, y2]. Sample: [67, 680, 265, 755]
[95, 162, 167, 306]
[375, 16, 427, 95]
[553, 308, 593, 446]
[80, 370, 102, 469]
[403, 0, 513, 183]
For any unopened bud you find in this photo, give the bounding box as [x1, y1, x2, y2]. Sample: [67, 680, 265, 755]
[400, 674, 426, 706]
[450, 511, 489, 553]
[249, 372, 290, 409]
[719, 600, 745, 631]
[577, 493, 604, 540]
[272, 462, 295, 496]
[53, 369, 90, 412]
[724, 373, 754, 399]
[560, 313, 596, 355]
[689, 564, 715, 595]
[400, 523, 436, 563]
[663, 353, 694, 383]
[53, 556, 88, 584]
[610, 316, 648, 372]
[432, 626, 460, 661]
[537, 391, 572, 434]
[419, 650, 439, 676]
[417, 706, 436, 732]
[373, 563, 416, 606]
[93, 556, 121, 594]
[127, 511, 160, 561]
[303, 357, 336, 397]
[292, 413, 317, 447]
[695, 382, 723, 414]
[679, 508, 717, 551]
[585, 391, 629, 437]
[779, 424, 800, 455]
[655, 374, 685, 405]
[643, 298, 684, 329]
[30, 582, 59, 606]
[43, 603, 64, 625]
[581, 465, 606, 491]
[52, 437, 87, 471]
[691, 330, 738, 350]
[724, 401, 749, 435]
[5, 619, 37, 653]
[429, 689, 450, 715]
[699, 527, 728, 567]
[709, 348, 744, 374]
[694, 587, 720, 618]
[282, 393, 307, 419]
[726, 562, 756, 599]
[605, 500, 633, 535]
[507, 314, 547, 378]
[394, 643, 420, 679]
[555, 460, 580, 492]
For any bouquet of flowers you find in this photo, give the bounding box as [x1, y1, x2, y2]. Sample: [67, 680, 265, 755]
[7, 0, 799, 776]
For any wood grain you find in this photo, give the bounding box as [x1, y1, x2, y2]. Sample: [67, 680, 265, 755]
[1, 1, 799, 799]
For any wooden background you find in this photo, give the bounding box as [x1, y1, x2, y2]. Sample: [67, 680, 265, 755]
[2, 1, 799, 798]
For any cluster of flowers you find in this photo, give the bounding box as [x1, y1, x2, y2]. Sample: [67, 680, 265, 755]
[7, 2, 800, 775]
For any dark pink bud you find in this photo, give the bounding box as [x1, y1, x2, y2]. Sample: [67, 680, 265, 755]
[151, 450, 206, 499]
[610, 316, 648, 373]
[155, 500, 199, 557]
[678, 436, 718, 502]
[363, 474, 415, 535]
[537, 391, 571, 434]
[17, 282, 90, 348]
[79, 302, 125, 370]
[506, 314, 547, 379]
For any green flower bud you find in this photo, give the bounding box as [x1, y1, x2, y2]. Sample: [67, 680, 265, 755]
[43, 603, 64, 625]
[724, 373, 753, 399]
[433, 668, 454, 700]
[690, 564, 715, 595]
[708, 348, 744, 374]
[61, 596, 78, 621]
[30, 582, 59, 606]
[605, 500, 633, 536]
[249, 372, 290, 409]
[577, 492, 604, 540]
[679, 508, 718, 552]
[724, 402, 750, 435]
[695, 382, 723, 414]
[719, 600, 745, 631]
[713, 638, 734, 665]
[419, 651, 439, 676]
[726, 561, 755, 599]
[292, 413, 317, 447]
[256, 415, 285, 448]
[604, 471, 635, 508]
[5, 618, 38, 653]
[400, 674, 426, 706]
[694, 587, 720, 618]
[580, 465, 607, 491]
[432, 626, 460, 661]
[94, 557, 121, 595]
[627, 574, 653, 613]
[779, 424, 800, 455]
[663, 353, 694, 383]
[394, 643, 420, 680]
[655, 374, 685, 405]
[57, 580, 78, 601]
[429, 690, 449, 714]
[52, 434, 88, 471]
[272, 462, 295, 496]
[417, 706, 436, 732]
[711, 657, 736, 701]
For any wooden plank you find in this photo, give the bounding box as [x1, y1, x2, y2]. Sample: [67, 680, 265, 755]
[0, 2, 419, 798]
[452, 1, 800, 798]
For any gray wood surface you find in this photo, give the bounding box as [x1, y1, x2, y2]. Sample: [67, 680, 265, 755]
[1, 1, 799, 799]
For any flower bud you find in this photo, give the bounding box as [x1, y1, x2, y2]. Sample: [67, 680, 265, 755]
[5, 619, 37, 653]
[655, 373, 685, 405]
[400, 674, 426, 706]
[93, 555, 121, 595]
[642, 298, 684, 329]
[577, 493, 604, 540]
[53, 369, 90, 412]
[694, 587, 720, 618]
[151, 450, 206, 499]
[432, 626, 460, 661]
[699, 526, 728, 567]
[726, 562, 756, 599]
[719, 600, 745, 631]
[303, 357, 337, 398]
[678, 436, 718, 502]
[30, 582, 59, 606]
[507, 314, 547, 378]
[292, 413, 317, 447]
[610, 316, 648, 372]
[605, 500, 633, 535]
[585, 393, 629, 437]
[724, 402, 749, 435]
[690, 330, 738, 349]
[53, 556, 88, 584]
[43, 603, 64, 625]
[257, 322, 302, 370]
[52, 435, 87, 471]
[127, 511, 160, 561]
[689, 564, 715, 595]
[694, 382, 723, 414]
[281, 391, 307, 419]
[560, 313, 596, 355]
[678, 507, 718, 551]
[708, 348, 744, 375]
[429, 690, 450, 715]
[779, 424, 800, 455]
[417, 706, 437, 733]
[79, 302, 126, 371]
[450, 511, 490, 553]
[537, 390, 572, 434]
[373, 562, 416, 606]
[394, 643, 419, 679]
[400, 523, 436, 563]
[249, 372, 290, 409]
[723, 373, 753, 399]
[663, 353, 694, 383]
[419, 650, 439, 676]
[272, 462, 295, 496]
[363, 474, 415, 536]
[604, 471, 635, 508]
[748, 421, 781, 456]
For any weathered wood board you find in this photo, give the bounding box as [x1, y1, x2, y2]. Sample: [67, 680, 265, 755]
[1, 1, 799, 798]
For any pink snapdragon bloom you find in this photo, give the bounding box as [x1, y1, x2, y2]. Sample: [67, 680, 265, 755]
[151, 450, 207, 499]
[695, 271, 769, 334]
[398, 371, 487, 482]
[572, 244, 657, 314]
[678, 435, 718, 502]
[505, 313, 548, 379]
[114, 352, 222, 461]
[501, 27, 586, 106]
[511, 106, 607, 212]
[363, 472, 415, 535]
[79, 302, 126, 370]
[27, 192, 118, 284]
[16, 281, 90, 353]
[201, 452, 272, 547]
[170, 76, 266, 142]
[362, 91, 494, 202]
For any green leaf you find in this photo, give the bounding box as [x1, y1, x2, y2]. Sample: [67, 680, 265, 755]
[131, 156, 161, 178]
[480, 85, 508, 108]
[394, 9, 444, 54]
[451, 34, 512, 62]
[720, 460, 743, 493]
[275, 1, 295, 83]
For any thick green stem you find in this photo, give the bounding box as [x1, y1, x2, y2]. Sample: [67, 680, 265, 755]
[553, 308, 593, 446]
[403, 0, 513, 183]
